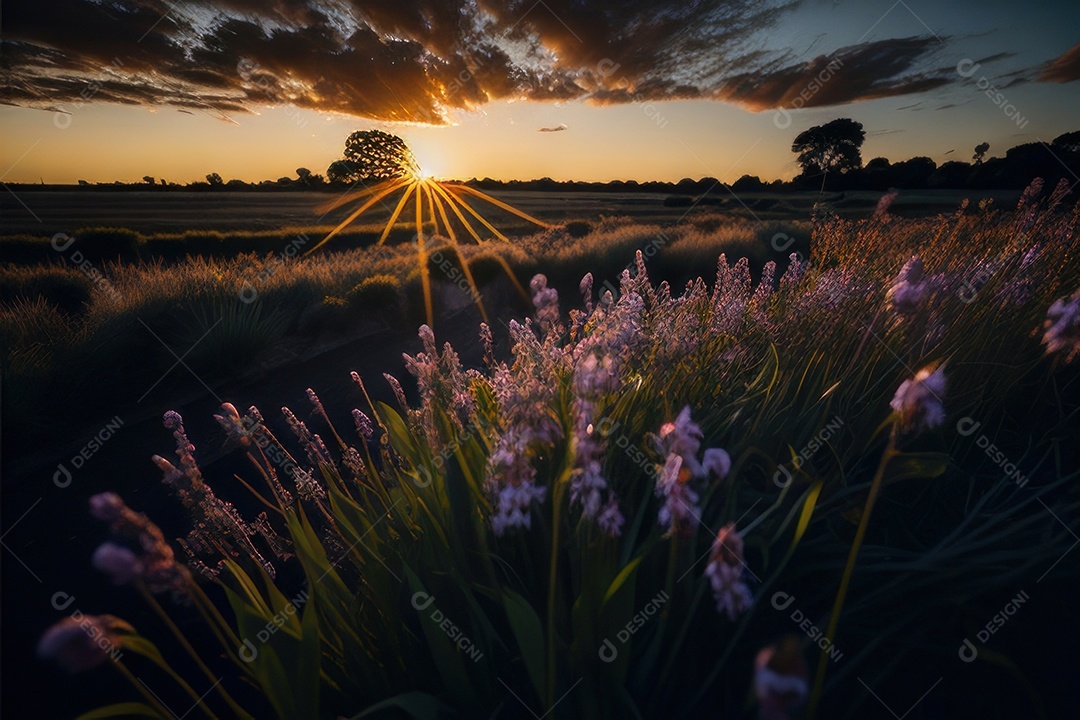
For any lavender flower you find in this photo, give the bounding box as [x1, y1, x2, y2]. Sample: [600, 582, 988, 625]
[491, 482, 548, 536]
[754, 637, 809, 720]
[38, 615, 127, 673]
[885, 255, 932, 315]
[655, 453, 700, 535]
[92, 543, 143, 585]
[1042, 288, 1080, 362]
[890, 364, 947, 433]
[704, 524, 753, 620]
[530, 274, 561, 335]
[596, 494, 625, 538]
[659, 406, 704, 475]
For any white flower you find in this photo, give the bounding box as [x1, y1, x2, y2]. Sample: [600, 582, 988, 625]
[890, 365, 947, 433]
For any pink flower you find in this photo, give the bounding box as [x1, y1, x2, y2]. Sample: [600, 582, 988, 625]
[92, 543, 143, 585]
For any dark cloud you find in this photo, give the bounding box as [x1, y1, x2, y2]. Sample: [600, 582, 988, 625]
[1, 0, 960, 122]
[538, 123, 567, 132]
[715, 36, 953, 110]
[1038, 42, 1080, 83]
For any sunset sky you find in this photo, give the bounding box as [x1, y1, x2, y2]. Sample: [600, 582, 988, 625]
[2, 0, 1078, 184]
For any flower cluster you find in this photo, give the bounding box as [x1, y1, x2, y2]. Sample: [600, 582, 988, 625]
[654, 407, 731, 536]
[704, 523, 753, 620]
[89, 492, 191, 596]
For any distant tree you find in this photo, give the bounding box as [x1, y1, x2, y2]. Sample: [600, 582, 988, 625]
[865, 157, 891, 170]
[206, 172, 224, 186]
[277, 176, 293, 186]
[341, 130, 420, 181]
[142, 175, 155, 185]
[327, 160, 359, 184]
[928, 161, 972, 188]
[973, 142, 990, 165]
[791, 118, 865, 177]
[1051, 131, 1080, 154]
[296, 167, 312, 181]
[732, 174, 767, 192]
[159, 178, 167, 186]
[889, 156, 937, 188]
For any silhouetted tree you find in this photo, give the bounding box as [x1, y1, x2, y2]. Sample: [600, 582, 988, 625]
[341, 130, 420, 181]
[206, 172, 224, 186]
[791, 118, 865, 177]
[327, 160, 359, 184]
[1052, 131, 1080, 154]
[973, 142, 990, 165]
[142, 175, 155, 185]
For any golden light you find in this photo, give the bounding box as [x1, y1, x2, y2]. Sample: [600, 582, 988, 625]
[307, 170, 552, 326]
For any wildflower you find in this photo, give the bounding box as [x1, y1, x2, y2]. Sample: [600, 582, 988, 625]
[704, 523, 753, 620]
[573, 353, 618, 398]
[37, 615, 127, 673]
[530, 273, 561, 335]
[88, 493, 192, 595]
[885, 255, 934, 315]
[352, 409, 374, 441]
[659, 406, 704, 474]
[754, 636, 809, 720]
[212, 402, 249, 446]
[1042, 288, 1080, 362]
[890, 364, 947, 433]
[88, 492, 125, 523]
[92, 543, 143, 585]
[491, 482, 547, 536]
[655, 453, 701, 535]
[702, 447, 732, 480]
[596, 494, 625, 538]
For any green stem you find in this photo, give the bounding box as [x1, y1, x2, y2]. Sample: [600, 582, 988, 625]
[546, 480, 563, 709]
[139, 585, 254, 719]
[807, 431, 897, 718]
[113, 659, 174, 719]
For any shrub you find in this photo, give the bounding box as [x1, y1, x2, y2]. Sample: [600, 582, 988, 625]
[346, 273, 402, 311]
[72, 227, 142, 261]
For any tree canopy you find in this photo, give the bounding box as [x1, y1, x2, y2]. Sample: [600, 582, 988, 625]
[327, 130, 420, 184]
[791, 118, 865, 177]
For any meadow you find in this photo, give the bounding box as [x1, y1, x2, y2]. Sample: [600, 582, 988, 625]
[5, 181, 1080, 719]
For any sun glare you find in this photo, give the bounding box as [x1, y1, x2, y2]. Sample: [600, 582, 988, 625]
[308, 167, 552, 326]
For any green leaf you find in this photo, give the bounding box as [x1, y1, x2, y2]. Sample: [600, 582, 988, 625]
[76, 703, 165, 719]
[602, 553, 645, 606]
[791, 480, 824, 551]
[502, 589, 546, 703]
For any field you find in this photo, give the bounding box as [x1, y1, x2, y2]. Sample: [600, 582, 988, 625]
[3, 183, 1079, 719]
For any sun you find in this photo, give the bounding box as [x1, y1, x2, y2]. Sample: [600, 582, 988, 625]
[307, 166, 552, 326]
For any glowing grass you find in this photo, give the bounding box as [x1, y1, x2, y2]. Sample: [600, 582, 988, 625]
[308, 169, 552, 324]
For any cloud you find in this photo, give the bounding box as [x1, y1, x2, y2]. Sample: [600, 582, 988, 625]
[538, 123, 567, 132]
[715, 36, 953, 111]
[1, 0, 961, 122]
[1038, 43, 1080, 83]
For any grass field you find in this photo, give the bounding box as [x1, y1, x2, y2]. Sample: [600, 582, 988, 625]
[6, 181, 1079, 719]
